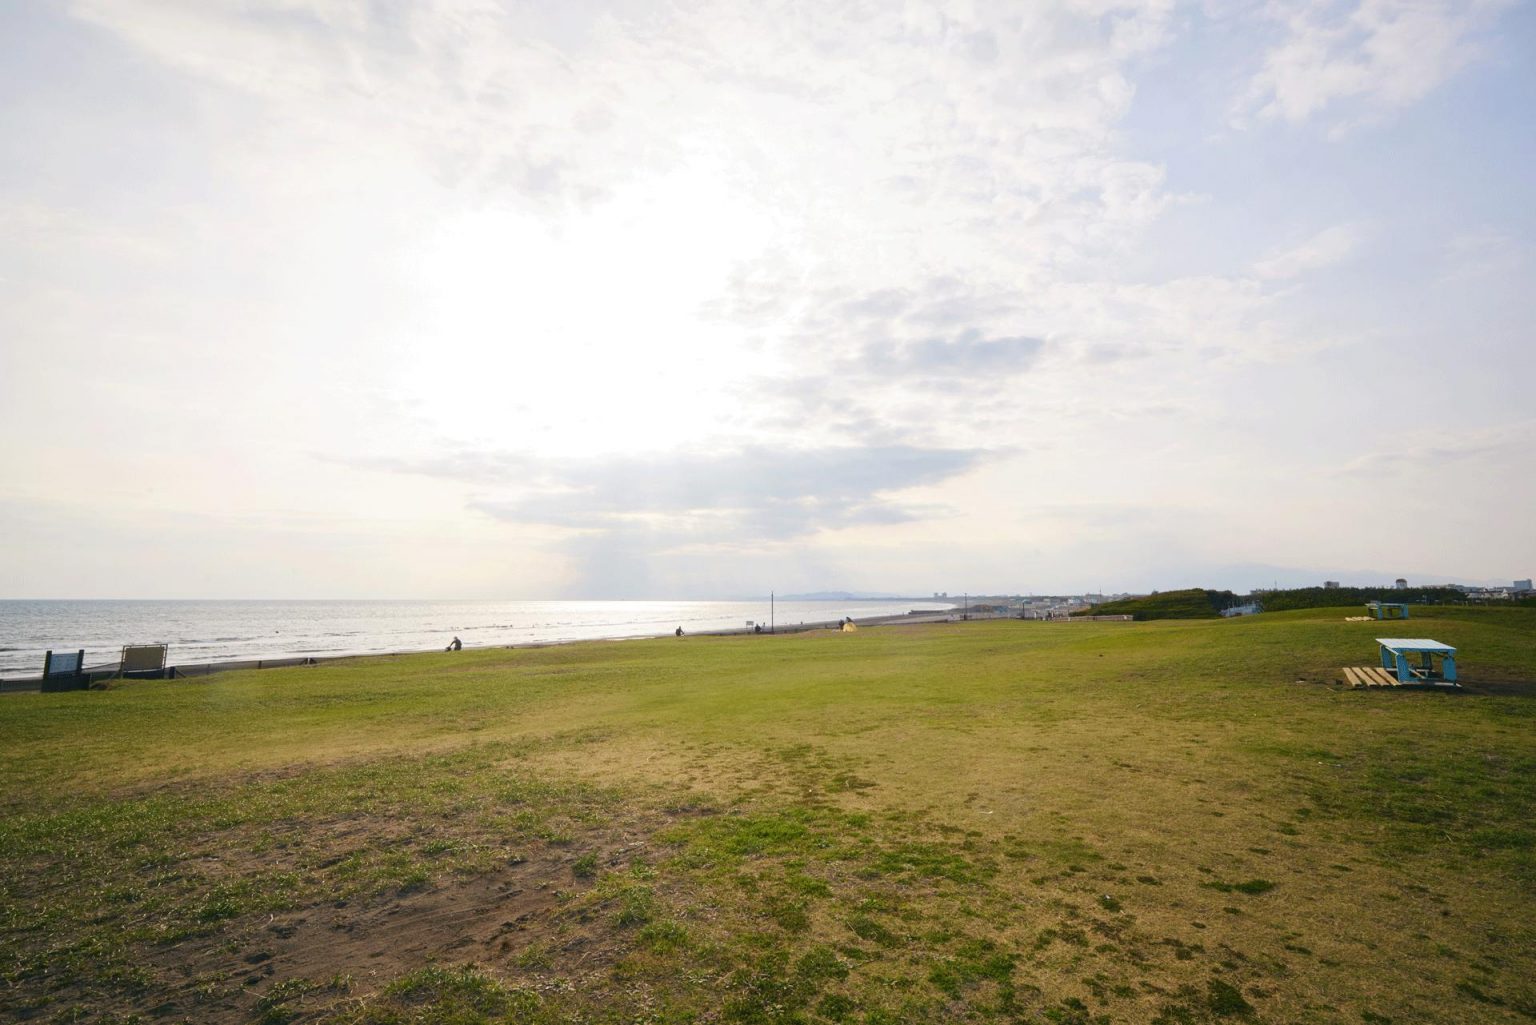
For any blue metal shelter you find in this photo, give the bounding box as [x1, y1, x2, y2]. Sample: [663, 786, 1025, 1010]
[1376, 637, 1457, 684]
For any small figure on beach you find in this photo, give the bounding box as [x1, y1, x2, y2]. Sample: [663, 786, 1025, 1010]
[675, 626, 684, 637]
[446, 636, 462, 652]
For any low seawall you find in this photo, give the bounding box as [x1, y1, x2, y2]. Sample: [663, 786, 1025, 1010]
[1, 610, 971, 692]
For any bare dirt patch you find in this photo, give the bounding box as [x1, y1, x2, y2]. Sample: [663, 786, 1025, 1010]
[17, 803, 707, 1025]
[156, 852, 575, 1022]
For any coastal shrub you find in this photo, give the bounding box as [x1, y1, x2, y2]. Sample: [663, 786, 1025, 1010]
[1075, 589, 1234, 620]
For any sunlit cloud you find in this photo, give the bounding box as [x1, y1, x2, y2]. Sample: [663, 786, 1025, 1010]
[0, 1, 1529, 596]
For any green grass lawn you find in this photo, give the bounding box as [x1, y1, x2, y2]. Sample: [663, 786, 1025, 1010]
[2, 607, 1533, 1024]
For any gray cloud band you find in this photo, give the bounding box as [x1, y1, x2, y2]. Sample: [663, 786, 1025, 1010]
[357, 445, 986, 543]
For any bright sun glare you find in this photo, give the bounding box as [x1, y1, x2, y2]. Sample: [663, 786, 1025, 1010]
[402, 165, 782, 458]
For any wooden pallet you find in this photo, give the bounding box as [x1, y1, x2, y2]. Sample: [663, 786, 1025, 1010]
[1342, 665, 1402, 688]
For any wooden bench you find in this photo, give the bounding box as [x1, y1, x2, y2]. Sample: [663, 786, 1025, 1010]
[1341, 665, 1402, 688]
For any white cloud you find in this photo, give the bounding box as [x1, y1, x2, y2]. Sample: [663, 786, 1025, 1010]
[1336, 419, 1536, 476]
[1, 1, 1529, 595]
[1252, 222, 1364, 279]
[1234, 0, 1512, 128]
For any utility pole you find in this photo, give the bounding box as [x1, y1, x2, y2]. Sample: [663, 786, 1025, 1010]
[770, 591, 775, 634]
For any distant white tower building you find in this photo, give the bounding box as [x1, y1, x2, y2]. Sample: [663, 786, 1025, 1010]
[1395, 578, 1408, 590]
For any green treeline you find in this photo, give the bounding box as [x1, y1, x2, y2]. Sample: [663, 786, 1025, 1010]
[1256, 586, 1465, 611]
[1080, 585, 1480, 620]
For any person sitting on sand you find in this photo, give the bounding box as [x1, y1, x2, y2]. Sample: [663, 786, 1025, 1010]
[446, 636, 462, 652]
[675, 626, 684, 637]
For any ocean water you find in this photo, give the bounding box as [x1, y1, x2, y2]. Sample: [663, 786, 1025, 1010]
[0, 598, 956, 678]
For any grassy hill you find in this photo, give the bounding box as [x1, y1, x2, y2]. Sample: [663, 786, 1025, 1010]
[1075, 587, 1237, 619]
[2, 608, 1533, 1024]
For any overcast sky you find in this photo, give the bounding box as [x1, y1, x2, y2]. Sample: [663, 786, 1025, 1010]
[2, 0, 1532, 599]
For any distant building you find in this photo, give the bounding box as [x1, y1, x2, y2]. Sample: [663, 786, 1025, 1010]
[1395, 578, 1408, 590]
[1466, 587, 1511, 601]
[1324, 581, 1340, 589]
[1515, 579, 1533, 592]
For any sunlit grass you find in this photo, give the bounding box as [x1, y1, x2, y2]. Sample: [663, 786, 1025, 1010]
[1, 607, 1532, 1022]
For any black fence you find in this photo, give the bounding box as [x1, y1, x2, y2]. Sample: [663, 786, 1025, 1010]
[166, 657, 320, 678]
